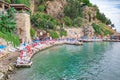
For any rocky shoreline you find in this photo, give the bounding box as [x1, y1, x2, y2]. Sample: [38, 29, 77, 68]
[0, 52, 19, 80]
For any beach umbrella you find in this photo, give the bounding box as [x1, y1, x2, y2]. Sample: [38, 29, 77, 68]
[0, 45, 6, 49]
[33, 40, 40, 43]
[19, 45, 26, 50]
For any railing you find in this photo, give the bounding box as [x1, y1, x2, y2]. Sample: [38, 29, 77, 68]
[15, 11, 30, 15]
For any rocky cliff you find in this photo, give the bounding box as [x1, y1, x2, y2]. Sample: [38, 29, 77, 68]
[46, 0, 67, 18]
[30, 0, 115, 38]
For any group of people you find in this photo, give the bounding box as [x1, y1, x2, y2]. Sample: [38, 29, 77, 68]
[16, 39, 57, 64]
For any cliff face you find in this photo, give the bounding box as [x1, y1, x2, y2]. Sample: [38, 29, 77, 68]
[46, 0, 67, 18]
[30, 0, 115, 38]
[83, 6, 97, 22]
[31, 0, 94, 37]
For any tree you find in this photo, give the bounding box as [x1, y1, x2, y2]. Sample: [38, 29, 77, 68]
[64, 0, 83, 19]
[0, 7, 19, 46]
[63, 16, 73, 26]
[111, 24, 115, 27]
[31, 12, 58, 29]
[96, 9, 112, 25]
[73, 17, 83, 27]
[82, 0, 92, 6]
[14, 0, 30, 7]
[0, 8, 16, 33]
[4, 0, 11, 3]
[7, 7, 16, 19]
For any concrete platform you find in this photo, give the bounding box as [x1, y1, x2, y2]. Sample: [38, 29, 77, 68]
[16, 61, 32, 68]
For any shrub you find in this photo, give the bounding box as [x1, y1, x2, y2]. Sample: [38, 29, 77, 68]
[30, 27, 36, 38]
[64, 0, 83, 19]
[92, 23, 113, 36]
[0, 8, 19, 46]
[38, 5, 46, 12]
[0, 32, 20, 46]
[63, 16, 73, 26]
[50, 31, 59, 39]
[82, 0, 92, 6]
[73, 17, 83, 27]
[60, 30, 67, 37]
[14, 0, 30, 7]
[92, 23, 103, 35]
[0, 8, 16, 33]
[96, 10, 111, 25]
[31, 12, 58, 29]
[4, 0, 11, 3]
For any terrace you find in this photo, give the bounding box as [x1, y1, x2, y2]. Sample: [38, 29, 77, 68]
[10, 4, 30, 12]
[0, 0, 10, 14]
[0, 0, 30, 14]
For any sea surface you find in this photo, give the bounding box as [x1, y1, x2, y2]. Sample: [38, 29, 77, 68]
[90, 0, 120, 32]
[11, 42, 120, 80]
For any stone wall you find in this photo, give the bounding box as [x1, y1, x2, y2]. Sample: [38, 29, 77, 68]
[15, 13, 31, 43]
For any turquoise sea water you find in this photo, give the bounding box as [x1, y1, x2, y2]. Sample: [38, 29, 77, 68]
[11, 42, 120, 80]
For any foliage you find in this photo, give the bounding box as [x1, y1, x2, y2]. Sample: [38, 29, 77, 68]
[64, 0, 83, 19]
[4, 0, 11, 3]
[31, 12, 58, 29]
[81, 0, 92, 6]
[35, 0, 54, 5]
[92, 23, 112, 36]
[67, 0, 92, 6]
[96, 10, 111, 25]
[0, 15, 16, 33]
[14, 0, 30, 7]
[50, 31, 59, 39]
[111, 24, 115, 27]
[35, 0, 46, 5]
[30, 27, 36, 38]
[37, 5, 46, 12]
[60, 30, 67, 37]
[92, 23, 104, 35]
[63, 16, 73, 26]
[7, 7, 16, 19]
[0, 8, 16, 33]
[73, 17, 83, 27]
[0, 32, 20, 46]
[0, 8, 19, 46]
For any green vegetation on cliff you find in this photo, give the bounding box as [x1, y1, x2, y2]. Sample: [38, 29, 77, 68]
[0, 8, 20, 46]
[14, 0, 30, 7]
[4, 0, 30, 7]
[31, 12, 58, 29]
[50, 31, 59, 39]
[1, 0, 116, 41]
[65, 0, 83, 19]
[30, 0, 115, 38]
[92, 23, 113, 36]
[96, 9, 111, 25]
